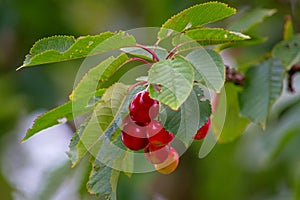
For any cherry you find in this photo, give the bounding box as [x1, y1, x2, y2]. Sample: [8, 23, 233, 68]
[129, 91, 159, 126]
[121, 115, 148, 151]
[147, 120, 174, 147]
[144, 144, 170, 164]
[194, 118, 211, 140]
[154, 147, 179, 174]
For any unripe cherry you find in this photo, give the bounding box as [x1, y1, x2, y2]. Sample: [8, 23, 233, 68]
[154, 147, 179, 174]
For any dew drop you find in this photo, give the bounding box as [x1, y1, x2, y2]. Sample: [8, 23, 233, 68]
[167, 29, 174, 36]
[185, 22, 192, 30]
[57, 117, 67, 124]
[88, 41, 94, 46]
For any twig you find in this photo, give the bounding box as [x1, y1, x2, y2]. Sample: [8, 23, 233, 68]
[128, 81, 148, 92]
[128, 57, 152, 67]
[166, 43, 184, 59]
[287, 63, 300, 93]
[225, 66, 245, 86]
[135, 44, 159, 62]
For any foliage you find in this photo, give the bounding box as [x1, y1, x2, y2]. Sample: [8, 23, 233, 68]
[18, 1, 300, 199]
[239, 59, 284, 128]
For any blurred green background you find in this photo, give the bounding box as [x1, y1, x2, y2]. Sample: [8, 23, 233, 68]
[1, 0, 300, 199]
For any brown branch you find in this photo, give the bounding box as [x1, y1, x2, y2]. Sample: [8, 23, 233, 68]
[287, 63, 300, 93]
[225, 65, 245, 86]
[225, 63, 300, 93]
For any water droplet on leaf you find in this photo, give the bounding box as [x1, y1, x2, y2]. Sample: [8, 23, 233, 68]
[167, 29, 173, 37]
[88, 41, 94, 46]
[185, 22, 192, 30]
[57, 117, 67, 124]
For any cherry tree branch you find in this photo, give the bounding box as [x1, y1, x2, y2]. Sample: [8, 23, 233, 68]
[287, 63, 300, 93]
[225, 66, 245, 86]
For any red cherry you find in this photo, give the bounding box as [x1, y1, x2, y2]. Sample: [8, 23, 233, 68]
[147, 120, 174, 147]
[144, 144, 170, 164]
[129, 91, 159, 126]
[121, 115, 148, 151]
[154, 147, 179, 174]
[194, 118, 211, 140]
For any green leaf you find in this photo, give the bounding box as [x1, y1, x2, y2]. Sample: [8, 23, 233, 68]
[272, 34, 300, 70]
[97, 54, 130, 88]
[264, 101, 300, 161]
[216, 8, 275, 51]
[30, 35, 76, 55]
[239, 59, 284, 127]
[173, 28, 250, 46]
[158, 2, 236, 40]
[228, 8, 277, 32]
[121, 46, 168, 60]
[283, 15, 294, 40]
[69, 85, 144, 169]
[75, 83, 130, 166]
[22, 101, 73, 142]
[162, 85, 211, 146]
[213, 83, 250, 143]
[71, 54, 129, 116]
[95, 133, 135, 173]
[90, 85, 145, 173]
[78, 161, 96, 199]
[73, 54, 128, 97]
[18, 31, 136, 69]
[67, 117, 92, 165]
[216, 34, 267, 51]
[87, 160, 119, 200]
[247, 101, 300, 166]
[186, 49, 225, 92]
[148, 56, 194, 110]
[22, 88, 106, 142]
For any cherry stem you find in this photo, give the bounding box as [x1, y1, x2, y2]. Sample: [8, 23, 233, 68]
[166, 43, 184, 59]
[153, 85, 162, 92]
[135, 44, 159, 62]
[287, 63, 300, 93]
[128, 81, 148, 92]
[128, 57, 152, 67]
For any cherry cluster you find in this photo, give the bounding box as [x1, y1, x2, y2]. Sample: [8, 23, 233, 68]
[120, 91, 178, 174]
[120, 90, 211, 174]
